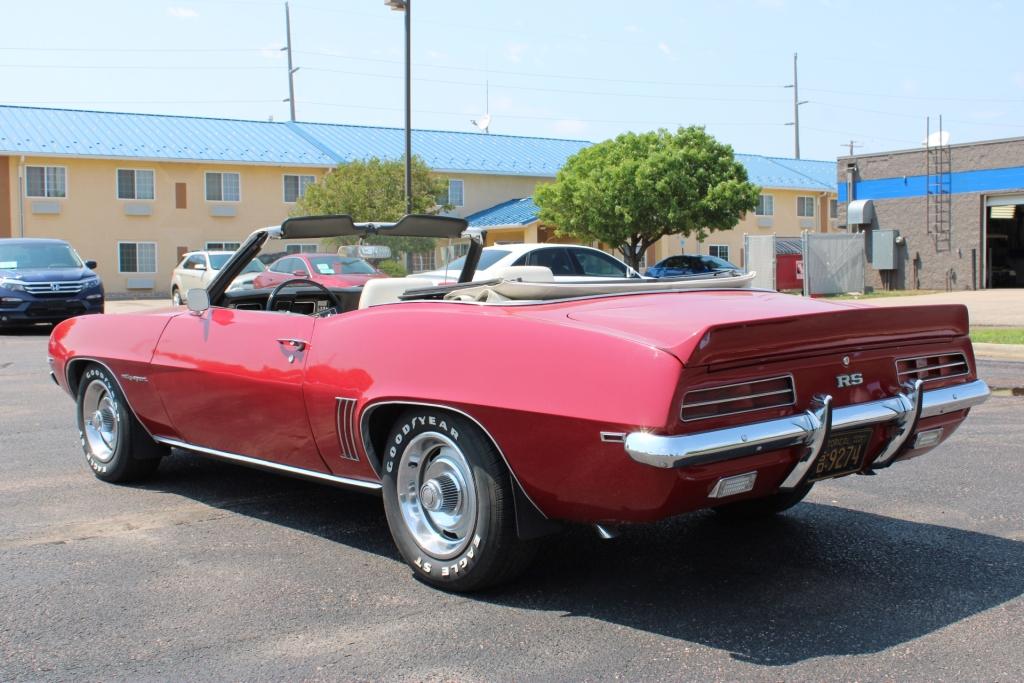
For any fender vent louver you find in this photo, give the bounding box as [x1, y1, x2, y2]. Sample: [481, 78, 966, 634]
[335, 397, 361, 461]
[896, 352, 968, 383]
[681, 375, 796, 422]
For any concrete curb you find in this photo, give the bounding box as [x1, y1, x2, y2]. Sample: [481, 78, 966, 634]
[973, 343, 1024, 362]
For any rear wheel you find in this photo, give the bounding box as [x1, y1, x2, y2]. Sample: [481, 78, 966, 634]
[76, 363, 167, 483]
[171, 287, 182, 306]
[712, 482, 814, 520]
[381, 408, 536, 591]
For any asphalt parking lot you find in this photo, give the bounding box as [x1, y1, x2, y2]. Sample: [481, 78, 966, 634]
[1, 328, 1022, 682]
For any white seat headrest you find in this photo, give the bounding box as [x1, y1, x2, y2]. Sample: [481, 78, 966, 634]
[498, 265, 555, 282]
[358, 277, 433, 309]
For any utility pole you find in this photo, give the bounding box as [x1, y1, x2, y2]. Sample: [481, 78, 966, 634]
[784, 52, 808, 159]
[403, 0, 412, 213]
[842, 140, 862, 157]
[283, 2, 298, 121]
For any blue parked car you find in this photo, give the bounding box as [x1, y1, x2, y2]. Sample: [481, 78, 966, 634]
[0, 238, 104, 327]
[644, 254, 739, 278]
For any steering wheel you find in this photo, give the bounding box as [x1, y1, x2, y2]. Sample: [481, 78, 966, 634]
[265, 278, 343, 313]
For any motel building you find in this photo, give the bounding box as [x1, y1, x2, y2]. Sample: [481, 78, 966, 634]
[1, 105, 836, 294]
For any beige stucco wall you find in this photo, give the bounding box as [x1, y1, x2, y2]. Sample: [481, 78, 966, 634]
[650, 188, 837, 267]
[6, 156, 327, 295]
[437, 173, 548, 218]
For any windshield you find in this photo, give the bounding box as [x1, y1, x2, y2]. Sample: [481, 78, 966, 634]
[241, 258, 264, 274]
[208, 254, 232, 270]
[440, 249, 511, 273]
[0, 242, 83, 270]
[308, 255, 377, 275]
[704, 256, 736, 269]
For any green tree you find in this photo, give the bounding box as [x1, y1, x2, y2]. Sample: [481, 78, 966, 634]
[292, 156, 451, 255]
[534, 126, 760, 270]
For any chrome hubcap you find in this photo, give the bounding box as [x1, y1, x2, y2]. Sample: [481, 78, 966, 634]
[396, 432, 476, 559]
[81, 379, 119, 462]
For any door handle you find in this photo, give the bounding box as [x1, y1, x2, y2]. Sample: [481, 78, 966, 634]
[276, 338, 309, 351]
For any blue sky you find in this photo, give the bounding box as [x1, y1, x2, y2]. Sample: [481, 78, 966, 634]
[2, 0, 1021, 161]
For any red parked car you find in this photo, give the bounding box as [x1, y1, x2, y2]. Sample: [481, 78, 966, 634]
[48, 215, 989, 591]
[252, 252, 386, 290]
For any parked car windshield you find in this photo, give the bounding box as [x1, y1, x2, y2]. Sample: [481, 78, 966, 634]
[308, 255, 377, 275]
[0, 243, 82, 270]
[439, 249, 511, 272]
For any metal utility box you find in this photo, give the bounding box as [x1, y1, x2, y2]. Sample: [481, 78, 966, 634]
[871, 229, 899, 270]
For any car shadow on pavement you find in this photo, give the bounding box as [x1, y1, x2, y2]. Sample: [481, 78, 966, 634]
[140, 449, 399, 559]
[487, 503, 1024, 666]
[141, 452, 1024, 667]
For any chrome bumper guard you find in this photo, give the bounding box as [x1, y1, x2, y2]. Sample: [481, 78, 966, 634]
[624, 379, 990, 488]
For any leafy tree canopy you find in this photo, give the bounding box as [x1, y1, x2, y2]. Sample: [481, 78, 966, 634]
[534, 126, 760, 269]
[292, 156, 451, 254]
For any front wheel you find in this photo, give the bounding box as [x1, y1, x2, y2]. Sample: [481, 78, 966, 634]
[76, 363, 167, 482]
[171, 287, 183, 306]
[381, 408, 536, 591]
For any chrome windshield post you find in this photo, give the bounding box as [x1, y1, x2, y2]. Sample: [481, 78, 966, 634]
[779, 394, 833, 490]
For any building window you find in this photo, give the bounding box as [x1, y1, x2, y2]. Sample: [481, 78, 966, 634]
[205, 241, 241, 251]
[829, 198, 838, 219]
[709, 245, 730, 262]
[755, 194, 773, 216]
[797, 196, 816, 217]
[118, 242, 157, 273]
[205, 172, 240, 202]
[283, 174, 316, 203]
[26, 166, 66, 198]
[441, 179, 464, 207]
[116, 169, 155, 200]
[282, 245, 317, 255]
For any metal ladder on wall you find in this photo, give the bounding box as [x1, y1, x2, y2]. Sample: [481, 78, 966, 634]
[926, 116, 952, 252]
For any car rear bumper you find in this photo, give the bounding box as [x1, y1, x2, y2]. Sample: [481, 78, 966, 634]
[624, 379, 990, 483]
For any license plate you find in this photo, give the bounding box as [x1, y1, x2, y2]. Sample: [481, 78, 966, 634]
[807, 428, 872, 482]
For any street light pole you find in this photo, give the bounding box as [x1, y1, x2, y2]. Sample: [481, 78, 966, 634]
[386, 0, 413, 214]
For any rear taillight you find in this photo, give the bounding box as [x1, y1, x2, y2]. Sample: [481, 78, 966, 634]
[896, 352, 968, 383]
[681, 375, 796, 421]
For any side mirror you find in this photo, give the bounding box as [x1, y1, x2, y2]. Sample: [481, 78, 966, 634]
[186, 288, 210, 314]
[194, 264, 207, 271]
[293, 269, 308, 277]
[84, 260, 97, 269]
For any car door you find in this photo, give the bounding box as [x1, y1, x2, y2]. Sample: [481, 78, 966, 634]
[254, 257, 297, 290]
[150, 306, 328, 472]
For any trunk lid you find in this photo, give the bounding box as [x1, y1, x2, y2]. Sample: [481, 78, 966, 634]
[559, 290, 968, 366]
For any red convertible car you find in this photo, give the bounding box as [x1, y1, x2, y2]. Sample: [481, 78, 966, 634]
[48, 215, 990, 591]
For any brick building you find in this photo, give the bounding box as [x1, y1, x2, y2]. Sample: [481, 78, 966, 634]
[838, 137, 1024, 290]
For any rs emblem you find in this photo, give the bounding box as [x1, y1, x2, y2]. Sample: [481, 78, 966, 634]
[836, 373, 863, 388]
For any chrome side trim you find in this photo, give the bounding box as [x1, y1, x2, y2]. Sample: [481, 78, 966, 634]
[152, 436, 382, 492]
[335, 397, 360, 461]
[624, 379, 990, 472]
[359, 399, 548, 519]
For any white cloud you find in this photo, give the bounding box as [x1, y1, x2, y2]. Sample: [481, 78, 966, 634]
[260, 43, 286, 60]
[167, 6, 199, 19]
[624, 24, 641, 33]
[657, 42, 673, 57]
[425, 49, 447, 61]
[505, 42, 529, 64]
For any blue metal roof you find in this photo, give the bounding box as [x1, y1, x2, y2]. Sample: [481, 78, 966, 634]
[0, 105, 589, 175]
[466, 197, 539, 227]
[292, 122, 588, 177]
[735, 154, 835, 191]
[0, 106, 335, 166]
[0, 105, 837, 185]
